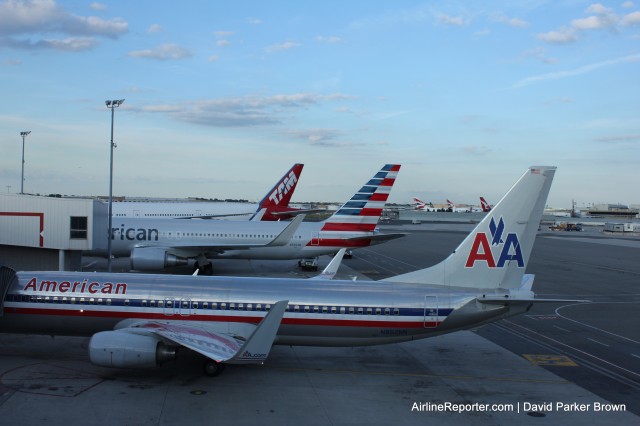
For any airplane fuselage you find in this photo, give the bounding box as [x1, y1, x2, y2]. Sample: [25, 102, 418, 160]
[90, 218, 377, 260]
[0, 271, 524, 346]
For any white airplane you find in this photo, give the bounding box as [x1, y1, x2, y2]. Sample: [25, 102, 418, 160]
[110, 164, 305, 221]
[89, 165, 403, 274]
[0, 166, 578, 377]
[412, 197, 436, 211]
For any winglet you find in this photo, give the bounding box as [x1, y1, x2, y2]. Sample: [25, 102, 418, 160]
[265, 214, 305, 247]
[229, 300, 289, 364]
[311, 249, 346, 280]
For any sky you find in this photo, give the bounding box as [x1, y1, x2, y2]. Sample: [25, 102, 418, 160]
[1, 0, 639, 208]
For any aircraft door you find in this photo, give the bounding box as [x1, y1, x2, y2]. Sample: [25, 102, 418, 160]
[424, 296, 438, 328]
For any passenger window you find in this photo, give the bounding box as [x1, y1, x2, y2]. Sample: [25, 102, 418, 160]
[384, 308, 390, 315]
[158, 300, 164, 308]
[294, 305, 300, 313]
[349, 307, 355, 314]
[124, 299, 130, 306]
[80, 298, 85, 304]
[193, 302, 199, 309]
[313, 306, 319, 313]
[393, 308, 399, 316]
[265, 304, 271, 311]
[150, 300, 155, 308]
[304, 306, 310, 313]
[375, 308, 381, 315]
[230, 303, 235, 310]
[238, 303, 244, 311]
[256, 303, 262, 311]
[357, 307, 363, 315]
[221, 302, 227, 310]
[246, 304, 252, 311]
[331, 307, 337, 314]
[142, 300, 147, 307]
[322, 306, 328, 313]
[340, 307, 346, 314]
[366, 308, 372, 315]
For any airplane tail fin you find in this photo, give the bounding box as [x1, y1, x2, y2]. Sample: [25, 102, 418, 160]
[480, 196, 492, 212]
[384, 166, 556, 290]
[252, 164, 304, 221]
[321, 164, 401, 233]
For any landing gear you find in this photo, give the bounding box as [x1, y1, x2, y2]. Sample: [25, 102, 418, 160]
[203, 360, 225, 377]
[194, 262, 214, 276]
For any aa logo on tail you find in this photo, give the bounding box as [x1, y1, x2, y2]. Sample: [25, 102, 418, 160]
[465, 217, 524, 268]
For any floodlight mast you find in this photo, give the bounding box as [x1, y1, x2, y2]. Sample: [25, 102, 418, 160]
[20, 131, 31, 194]
[105, 99, 124, 272]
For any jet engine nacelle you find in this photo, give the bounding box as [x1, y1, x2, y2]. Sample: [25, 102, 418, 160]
[89, 331, 177, 368]
[130, 246, 188, 271]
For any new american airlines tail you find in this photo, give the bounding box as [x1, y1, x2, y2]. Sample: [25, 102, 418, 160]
[0, 166, 578, 377]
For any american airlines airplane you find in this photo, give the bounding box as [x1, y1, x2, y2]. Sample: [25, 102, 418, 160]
[89, 165, 403, 274]
[111, 163, 305, 221]
[0, 166, 574, 377]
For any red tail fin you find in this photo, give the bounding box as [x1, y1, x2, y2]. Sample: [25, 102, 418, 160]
[255, 164, 304, 221]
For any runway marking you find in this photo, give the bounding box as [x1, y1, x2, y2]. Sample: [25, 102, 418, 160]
[503, 320, 640, 379]
[553, 326, 571, 332]
[631, 354, 640, 360]
[587, 338, 610, 347]
[523, 354, 578, 367]
[569, 261, 640, 276]
[273, 367, 571, 385]
[556, 302, 640, 345]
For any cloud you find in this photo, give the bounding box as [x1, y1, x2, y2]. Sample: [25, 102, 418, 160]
[265, 41, 301, 53]
[214, 30, 233, 37]
[436, 13, 467, 26]
[492, 13, 529, 28]
[315, 35, 343, 44]
[513, 53, 640, 88]
[247, 18, 262, 25]
[537, 26, 578, 44]
[622, 1, 635, 8]
[208, 55, 219, 62]
[622, 11, 640, 26]
[147, 24, 163, 33]
[522, 47, 557, 64]
[128, 43, 192, 60]
[285, 128, 343, 145]
[90, 2, 107, 11]
[0, 0, 127, 52]
[216, 39, 230, 47]
[0, 35, 99, 51]
[135, 93, 355, 127]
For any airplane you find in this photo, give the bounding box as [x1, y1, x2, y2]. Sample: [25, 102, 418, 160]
[480, 196, 492, 212]
[88, 165, 403, 274]
[0, 166, 579, 378]
[110, 164, 305, 221]
[412, 197, 436, 211]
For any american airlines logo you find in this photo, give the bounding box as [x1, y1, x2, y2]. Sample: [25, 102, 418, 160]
[465, 217, 524, 268]
[268, 171, 297, 205]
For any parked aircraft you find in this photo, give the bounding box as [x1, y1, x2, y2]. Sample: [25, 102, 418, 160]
[413, 197, 436, 211]
[89, 165, 402, 274]
[0, 166, 575, 377]
[111, 164, 305, 221]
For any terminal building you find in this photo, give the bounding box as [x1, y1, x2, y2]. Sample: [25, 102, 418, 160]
[0, 194, 108, 271]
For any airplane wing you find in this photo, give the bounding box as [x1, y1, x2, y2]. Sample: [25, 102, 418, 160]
[139, 300, 288, 364]
[476, 275, 589, 305]
[310, 249, 345, 280]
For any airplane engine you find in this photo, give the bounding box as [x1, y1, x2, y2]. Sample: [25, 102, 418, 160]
[130, 246, 188, 271]
[89, 331, 177, 368]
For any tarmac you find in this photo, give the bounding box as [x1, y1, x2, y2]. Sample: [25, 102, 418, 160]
[0, 223, 638, 425]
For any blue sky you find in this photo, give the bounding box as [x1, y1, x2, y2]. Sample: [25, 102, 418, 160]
[1, 1, 639, 208]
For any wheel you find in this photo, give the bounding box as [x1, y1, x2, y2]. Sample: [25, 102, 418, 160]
[203, 360, 225, 377]
[201, 263, 214, 276]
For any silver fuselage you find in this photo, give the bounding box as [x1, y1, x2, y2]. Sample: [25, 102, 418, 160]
[0, 271, 527, 346]
[89, 218, 376, 260]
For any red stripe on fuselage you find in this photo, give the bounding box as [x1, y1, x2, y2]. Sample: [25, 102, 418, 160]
[320, 223, 377, 232]
[6, 307, 431, 329]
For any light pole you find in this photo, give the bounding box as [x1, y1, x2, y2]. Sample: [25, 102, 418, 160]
[105, 99, 124, 272]
[20, 131, 31, 194]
